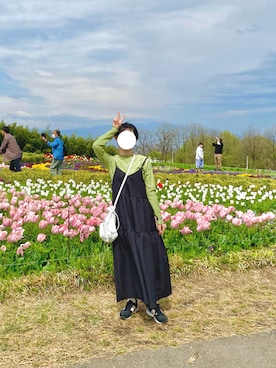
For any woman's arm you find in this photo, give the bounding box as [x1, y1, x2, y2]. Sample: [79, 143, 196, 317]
[143, 160, 166, 235]
[93, 113, 126, 173]
[142, 159, 164, 225]
[92, 127, 118, 173]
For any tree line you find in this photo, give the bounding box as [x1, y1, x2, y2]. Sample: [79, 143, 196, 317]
[1, 120, 276, 170]
[136, 123, 276, 170]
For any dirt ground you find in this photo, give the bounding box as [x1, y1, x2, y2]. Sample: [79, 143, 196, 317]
[0, 266, 276, 368]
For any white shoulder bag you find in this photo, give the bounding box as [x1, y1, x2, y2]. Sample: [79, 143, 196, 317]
[99, 155, 135, 243]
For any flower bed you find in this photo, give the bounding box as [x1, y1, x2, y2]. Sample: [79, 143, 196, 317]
[19, 154, 108, 172]
[0, 174, 275, 278]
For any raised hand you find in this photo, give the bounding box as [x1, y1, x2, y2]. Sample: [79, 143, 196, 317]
[113, 112, 125, 129]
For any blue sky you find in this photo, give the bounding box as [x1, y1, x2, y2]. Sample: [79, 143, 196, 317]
[0, 0, 276, 135]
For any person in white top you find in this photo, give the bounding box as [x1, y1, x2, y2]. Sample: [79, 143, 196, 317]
[195, 142, 204, 172]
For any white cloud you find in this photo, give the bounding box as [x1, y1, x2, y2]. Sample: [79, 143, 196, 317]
[0, 0, 276, 132]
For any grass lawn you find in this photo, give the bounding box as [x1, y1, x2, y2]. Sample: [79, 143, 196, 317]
[0, 265, 275, 368]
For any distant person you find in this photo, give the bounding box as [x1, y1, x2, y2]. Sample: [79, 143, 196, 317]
[41, 130, 64, 175]
[195, 143, 204, 172]
[0, 126, 22, 172]
[213, 137, 223, 171]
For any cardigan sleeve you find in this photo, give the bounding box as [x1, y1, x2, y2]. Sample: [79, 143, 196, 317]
[142, 158, 163, 224]
[92, 128, 118, 177]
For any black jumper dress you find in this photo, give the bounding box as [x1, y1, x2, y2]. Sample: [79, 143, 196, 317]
[112, 161, 172, 309]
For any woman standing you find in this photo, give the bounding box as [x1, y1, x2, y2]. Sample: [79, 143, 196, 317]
[93, 113, 171, 324]
[195, 142, 204, 172]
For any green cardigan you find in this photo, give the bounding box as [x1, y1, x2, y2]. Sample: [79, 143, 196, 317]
[92, 127, 163, 224]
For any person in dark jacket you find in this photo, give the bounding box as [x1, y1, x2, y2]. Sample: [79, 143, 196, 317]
[0, 126, 22, 172]
[213, 137, 223, 171]
[42, 129, 64, 175]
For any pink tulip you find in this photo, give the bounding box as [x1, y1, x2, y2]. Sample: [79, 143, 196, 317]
[0, 230, 8, 240]
[161, 211, 171, 222]
[235, 211, 243, 218]
[24, 212, 40, 223]
[79, 206, 90, 214]
[57, 224, 68, 233]
[39, 220, 49, 229]
[180, 226, 193, 235]
[51, 225, 60, 234]
[74, 199, 81, 207]
[219, 209, 231, 218]
[203, 214, 214, 222]
[1, 245, 7, 252]
[0, 202, 9, 210]
[260, 212, 275, 222]
[51, 208, 61, 215]
[63, 229, 78, 238]
[37, 233, 47, 242]
[52, 195, 61, 202]
[20, 241, 31, 250]
[7, 228, 24, 242]
[232, 218, 242, 226]
[3, 218, 13, 227]
[196, 221, 211, 232]
[68, 218, 82, 228]
[48, 217, 58, 224]
[11, 219, 24, 228]
[91, 207, 105, 217]
[16, 246, 24, 256]
[86, 217, 97, 226]
[170, 220, 181, 229]
[61, 208, 76, 220]
[185, 211, 196, 220]
[10, 196, 18, 205]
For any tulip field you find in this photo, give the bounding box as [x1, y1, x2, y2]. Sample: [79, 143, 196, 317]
[0, 162, 276, 279]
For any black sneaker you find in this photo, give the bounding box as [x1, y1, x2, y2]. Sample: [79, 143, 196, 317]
[146, 304, 168, 324]
[119, 299, 139, 319]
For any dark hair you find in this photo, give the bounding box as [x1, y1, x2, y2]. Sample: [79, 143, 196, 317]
[114, 122, 138, 140]
[2, 126, 10, 134]
[53, 129, 61, 136]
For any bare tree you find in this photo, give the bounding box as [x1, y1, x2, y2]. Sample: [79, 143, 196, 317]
[182, 123, 210, 164]
[264, 125, 276, 169]
[241, 127, 267, 169]
[172, 125, 189, 151]
[136, 128, 155, 156]
[155, 123, 178, 162]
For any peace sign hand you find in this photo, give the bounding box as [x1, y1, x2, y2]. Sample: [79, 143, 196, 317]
[113, 112, 125, 129]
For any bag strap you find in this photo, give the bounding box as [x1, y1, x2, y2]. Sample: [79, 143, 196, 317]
[113, 154, 135, 209]
[141, 157, 148, 168]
